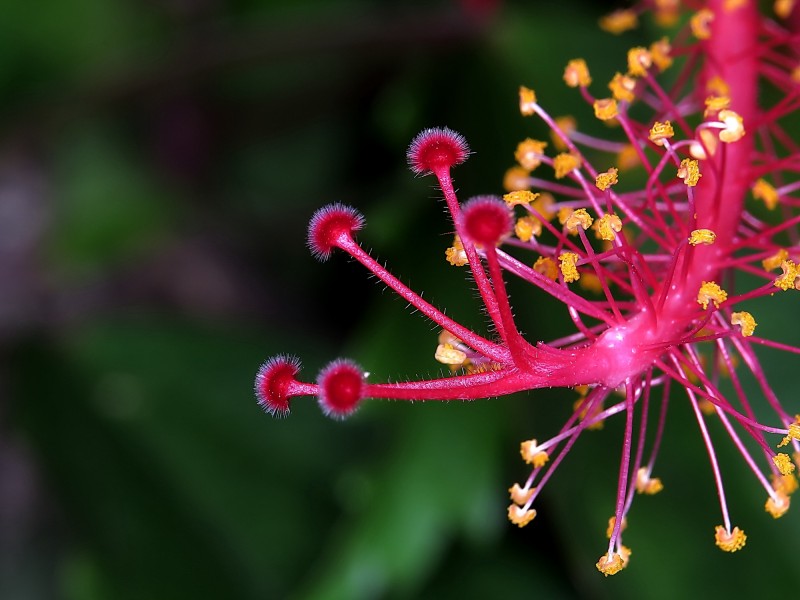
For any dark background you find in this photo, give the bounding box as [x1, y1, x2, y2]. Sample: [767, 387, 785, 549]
[1, 0, 798, 598]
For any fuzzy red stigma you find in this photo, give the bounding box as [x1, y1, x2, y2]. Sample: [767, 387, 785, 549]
[461, 196, 512, 245]
[307, 203, 365, 261]
[317, 359, 365, 419]
[406, 127, 470, 175]
[255, 355, 301, 416]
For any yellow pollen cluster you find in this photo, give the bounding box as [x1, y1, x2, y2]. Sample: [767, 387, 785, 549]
[596, 213, 623, 241]
[704, 94, 731, 117]
[725, 0, 746, 10]
[774, 260, 798, 291]
[649, 120, 674, 145]
[596, 552, 625, 576]
[515, 139, 548, 171]
[635, 467, 664, 495]
[596, 168, 619, 191]
[509, 483, 535, 506]
[533, 256, 559, 280]
[707, 76, 730, 97]
[655, 0, 680, 26]
[434, 343, 467, 366]
[553, 152, 581, 179]
[697, 281, 727, 309]
[691, 9, 714, 39]
[503, 190, 539, 206]
[519, 86, 537, 116]
[515, 216, 541, 242]
[627, 47, 652, 77]
[520, 440, 550, 468]
[503, 166, 530, 192]
[778, 417, 800, 448]
[775, 0, 796, 19]
[564, 59, 592, 88]
[718, 109, 745, 142]
[774, 453, 796, 476]
[507, 504, 537, 527]
[559, 252, 581, 283]
[608, 73, 636, 103]
[762, 248, 788, 271]
[690, 129, 719, 160]
[715, 526, 746, 552]
[752, 179, 780, 210]
[594, 98, 619, 121]
[552, 116, 577, 151]
[650, 37, 673, 71]
[565, 208, 593, 232]
[445, 236, 468, 267]
[689, 229, 716, 246]
[599, 9, 638, 34]
[678, 158, 702, 187]
[731, 311, 757, 337]
[765, 492, 791, 519]
[617, 145, 639, 170]
[579, 273, 603, 294]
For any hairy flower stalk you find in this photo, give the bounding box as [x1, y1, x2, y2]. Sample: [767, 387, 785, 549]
[256, 0, 800, 574]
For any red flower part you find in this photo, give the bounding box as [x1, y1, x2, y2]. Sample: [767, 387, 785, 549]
[317, 359, 365, 419]
[307, 203, 365, 262]
[461, 196, 512, 245]
[406, 127, 470, 176]
[255, 355, 302, 416]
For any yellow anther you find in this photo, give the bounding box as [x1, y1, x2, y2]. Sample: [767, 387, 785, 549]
[678, 158, 702, 187]
[564, 59, 592, 88]
[691, 9, 714, 39]
[520, 439, 550, 468]
[565, 208, 593, 232]
[706, 76, 730, 97]
[704, 95, 731, 117]
[553, 152, 582, 179]
[599, 9, 638, 34]
[551, 116, 577, 151]
[531, 193, 556, 221]
[649, 37, 673, 71]
[792, 65, 800, 83]
[533, 256, 559, 281]
[765, 492, 791, 519]
[648, 120, 674, 145]
[654, 0, 680, 26]
[596, 213, 623, 241]
[690, 129, 719, 160]
[435, 343, 467, 366]
[782, 417, 800, 446]
[697, 281, 727, 309]
[509, 483, 535, 506]
[507, 504, 537, 527]
[503, 190, 540, 206]
[606, 515, 627, 539]
[515, 139, 548, 171]
[774, 453, 796, 475]
[774, 260, 798, 291]
[519, 86, 537, 116]
[596, 168, 619, 191]
[725, 0, 746, 10]
[596, 552, 625, 576]
[752, 179, 780, 210]
[559, 252, 581, 283]
[608, 73, 637, 103]
[579, 273, 603, 294]
[774, 472, 799, 496]
[731, 311, 757, 337]
[593, 98, 619, 121]
[689, 229, 716, 246]
[438, 329, 461, 346]
[775, 0, 796, 19]
[503, 166, 531, 192]
[718, 109, 745, 142]
[763, 249, 789, 272]
[635, 467, 664, 495]
[445, 236, 468, 267]
[515, 216, 542, 242]
[715, 526, 747, 552]
[627, 47, 653, 77]
[617, 145, 639, 170]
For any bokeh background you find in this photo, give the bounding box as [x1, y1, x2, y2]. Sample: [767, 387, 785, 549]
[2, 0, 799, 598]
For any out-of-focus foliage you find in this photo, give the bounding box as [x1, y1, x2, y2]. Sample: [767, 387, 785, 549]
[2, 1, 799, 599]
